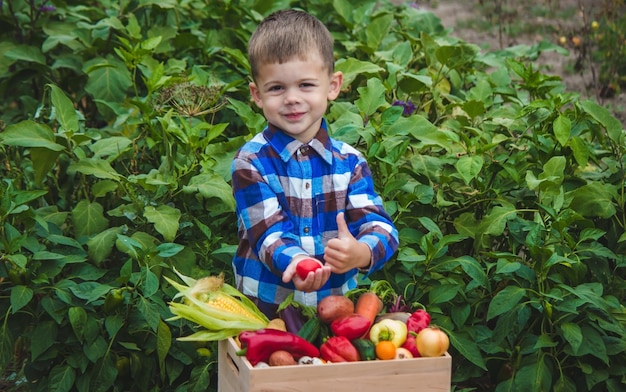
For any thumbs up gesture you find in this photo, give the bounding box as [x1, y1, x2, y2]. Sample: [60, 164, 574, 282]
[324, 212, 372, 274]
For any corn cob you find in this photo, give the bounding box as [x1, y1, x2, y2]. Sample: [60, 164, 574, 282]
[165, 269, 269, 341]
[190, 276, 259, 320]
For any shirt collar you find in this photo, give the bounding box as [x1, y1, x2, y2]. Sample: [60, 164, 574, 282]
[263, 119, 334, 165]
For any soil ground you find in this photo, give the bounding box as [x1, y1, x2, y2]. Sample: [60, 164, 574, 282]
[416, 0, 626, 123]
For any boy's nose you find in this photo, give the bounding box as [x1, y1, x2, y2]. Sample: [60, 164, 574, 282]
[284, 89, 301, 104]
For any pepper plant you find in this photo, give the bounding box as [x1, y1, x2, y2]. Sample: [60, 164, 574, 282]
[1, 0, 625, 391]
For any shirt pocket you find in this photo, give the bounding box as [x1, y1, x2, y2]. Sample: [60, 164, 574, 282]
[316, 199, 339, 247]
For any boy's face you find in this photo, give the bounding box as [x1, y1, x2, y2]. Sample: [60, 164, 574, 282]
[249, 54, 343, 143]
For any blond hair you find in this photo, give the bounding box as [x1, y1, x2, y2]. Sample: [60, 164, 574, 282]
[248, 9, 335, 81]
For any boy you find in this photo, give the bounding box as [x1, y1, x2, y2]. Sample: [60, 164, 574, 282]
[231, 9, 399, 318]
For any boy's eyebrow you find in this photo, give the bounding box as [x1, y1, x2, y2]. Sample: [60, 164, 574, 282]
[260, 76, 321, 88]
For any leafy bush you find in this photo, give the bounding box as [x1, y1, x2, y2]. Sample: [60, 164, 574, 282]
[1, 0, 624, 391]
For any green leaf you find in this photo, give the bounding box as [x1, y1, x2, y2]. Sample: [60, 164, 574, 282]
[71, 200, 109, 238]
[144, 204, 181, 242]
[83, 56, 132, 103]
[565, 182, 616, 218]
[479, 204, 517, 236]
[90, 354, 117, 392]
[156, 243, 184, 258]
[575, 325, 609, 364]
[30, 321, 57, 360]
[458, 256, 489, 289]
[569, 136, 590, 166]
[4, 45, 47, 64]
[553, 375, 577, 392]
[487, 286, 526, 320]
[137, 296, 161, 331]
[48, 84, 79, 133]
[553, 114, 571, 146]
[10, 285, 33, 313]
[364, 12, 393, 53]
[70, 282, 112, 304]
[428, 284, 459, 305]
[533, 334, 558, 349]
[0, 120, 65, 151]
[397, 71, 432, 92]
[227, 98, 265, 134]
[455, 155, 484, 184]
[561, 282, 607, 310]
[454, 212, 479, 238]
[115, 234, 143, 259]
[49, 364, 76, 392]
[355, 77, 387, 116]
[89, 136, 132, 160]
[183, 173, 235, 211]
[69, 307, 88, 342]
[561, 322, 582, 352]
[580, 99, 623, 144]
[514, 356, 552, 392]
[141, 268, 159, 298]
[394, 115, 451, 150]
[157, 320, 172, 379]
[448, 331, 487, 370]
[69, 158, 121, 180]
[87, 226, 124, 265]
[335, 57, 384, 87]
[105, 314, 124, 338]
[462, 100, 486, 119]
[31, 147, 62, 184]
[332, 0, 354, 26]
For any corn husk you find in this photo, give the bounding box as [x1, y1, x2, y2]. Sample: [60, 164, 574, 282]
[165, 268, 269, 341]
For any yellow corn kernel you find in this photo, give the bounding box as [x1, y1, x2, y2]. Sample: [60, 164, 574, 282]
[206, 293, 257, 319]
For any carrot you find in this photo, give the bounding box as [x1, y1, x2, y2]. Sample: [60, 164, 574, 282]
[355, 291, 384, 325]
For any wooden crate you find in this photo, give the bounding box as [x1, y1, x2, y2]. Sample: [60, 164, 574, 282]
[218, 337, 451, 392]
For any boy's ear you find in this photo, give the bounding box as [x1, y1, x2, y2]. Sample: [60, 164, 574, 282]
[327, 71, 343, 101]
[249, 82, 263, 108]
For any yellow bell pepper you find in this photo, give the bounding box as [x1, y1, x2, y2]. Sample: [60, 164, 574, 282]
[369, 318, 407, 347]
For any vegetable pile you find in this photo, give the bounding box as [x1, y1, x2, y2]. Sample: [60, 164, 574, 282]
[167, 273, 450, 367]
[253, 289, 450, 367]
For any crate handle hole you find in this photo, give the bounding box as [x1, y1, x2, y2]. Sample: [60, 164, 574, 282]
[226, 351, 240, 376]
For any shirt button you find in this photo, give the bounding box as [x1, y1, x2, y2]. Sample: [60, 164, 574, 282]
[301, 146, 309, 153]
[303, 227, 310, 233]
[305, 182, 310, 189]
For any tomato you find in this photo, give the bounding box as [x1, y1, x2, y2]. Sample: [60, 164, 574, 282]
[415, 327, 449, 357]
[296, 258, 321, 279]
[375, 340, 396, 360]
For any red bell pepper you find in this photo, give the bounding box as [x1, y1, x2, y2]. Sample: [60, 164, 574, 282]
[401, 332, 420, 357]
[238, 328, 320, 366]
[330, 313, 372, 340]
[406, 309, 431, 334]
[320, 336, 360, 362]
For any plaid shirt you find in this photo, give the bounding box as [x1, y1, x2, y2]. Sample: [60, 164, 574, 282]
[231, 119, 398, 306]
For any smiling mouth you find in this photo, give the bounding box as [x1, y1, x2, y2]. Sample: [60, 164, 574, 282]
[284, 112, 305, 121]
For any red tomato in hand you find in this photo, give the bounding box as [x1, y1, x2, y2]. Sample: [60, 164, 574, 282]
[296, 258, 322, 279]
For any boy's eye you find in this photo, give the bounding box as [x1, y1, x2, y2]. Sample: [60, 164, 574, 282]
[300, 83, 315, 88]
[268, 85, 283, 92]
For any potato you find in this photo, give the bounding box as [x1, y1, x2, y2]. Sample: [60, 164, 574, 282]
[317, 295, 355, 324]
[268, 350, 297, 366]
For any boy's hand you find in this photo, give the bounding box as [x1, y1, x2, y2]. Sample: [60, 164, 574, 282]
[282, 255, 331, 292]
[324, 212, 372, 274]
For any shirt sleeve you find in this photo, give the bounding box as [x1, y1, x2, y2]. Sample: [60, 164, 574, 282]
[345, 158, 399, 275]
[232, 155, 307, 275]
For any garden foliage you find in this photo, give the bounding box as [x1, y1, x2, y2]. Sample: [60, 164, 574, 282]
[0, 0, 624, 391]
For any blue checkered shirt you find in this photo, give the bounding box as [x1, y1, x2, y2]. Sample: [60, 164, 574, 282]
[231, 119, 398, 307]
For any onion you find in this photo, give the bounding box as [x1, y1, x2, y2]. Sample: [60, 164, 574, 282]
[415, 327, 449, 357]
